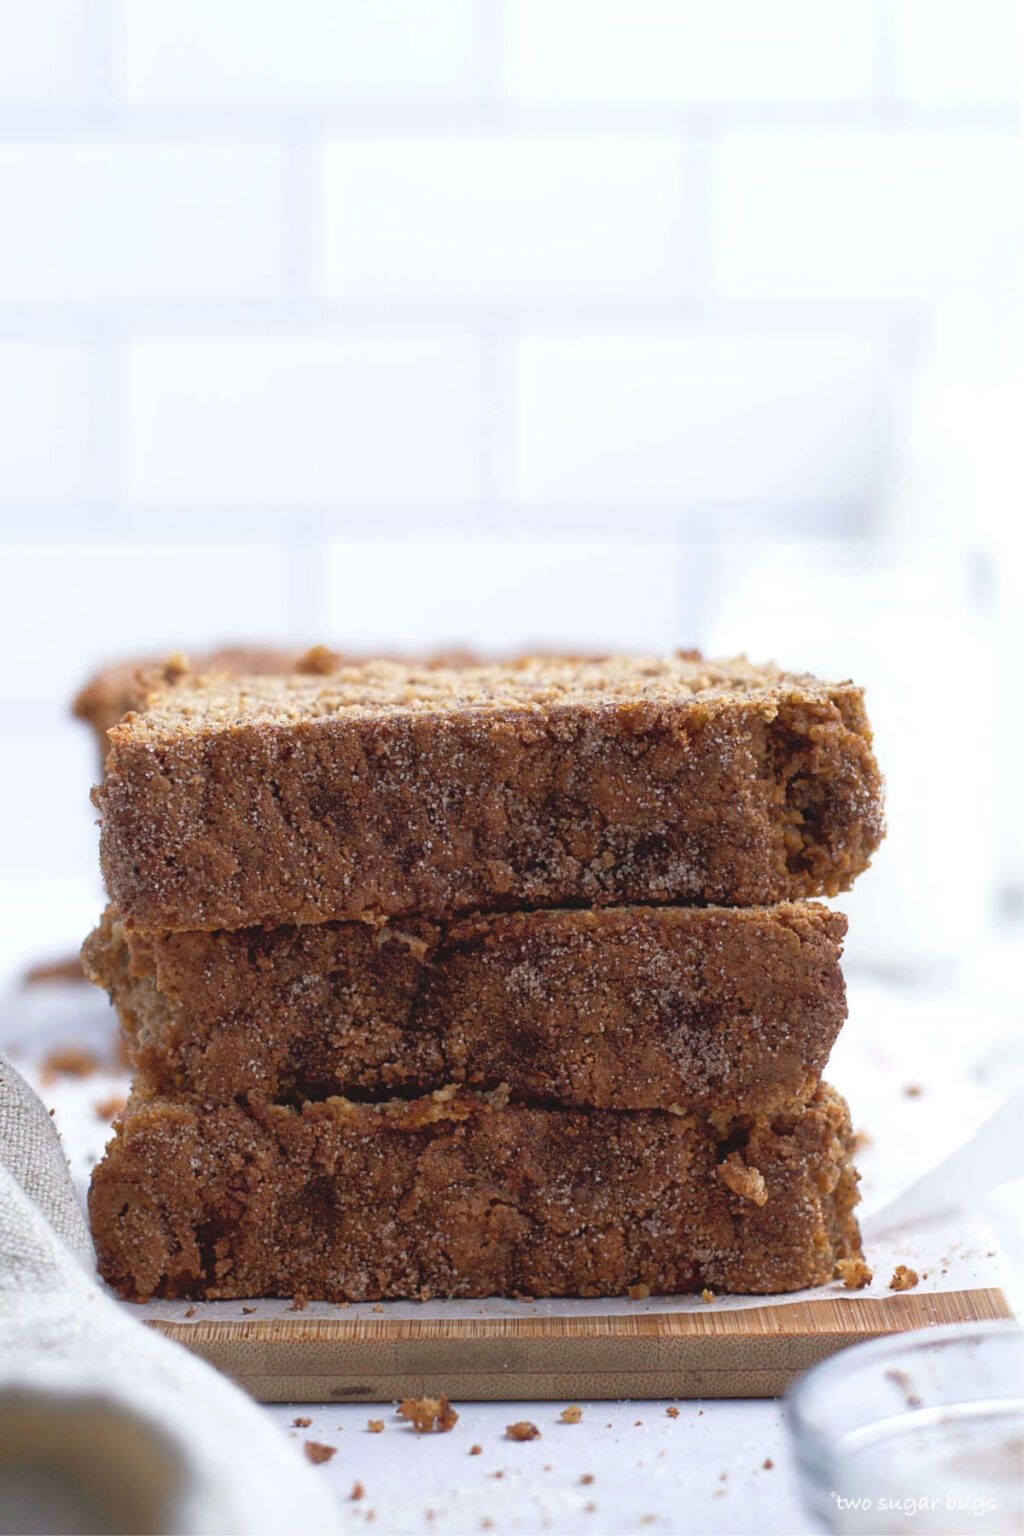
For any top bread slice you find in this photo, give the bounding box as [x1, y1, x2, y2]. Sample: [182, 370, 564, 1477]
[95, 653, 884, 933]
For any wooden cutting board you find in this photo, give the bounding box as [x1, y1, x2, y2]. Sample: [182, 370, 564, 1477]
[145, 1286, 1012, 1403]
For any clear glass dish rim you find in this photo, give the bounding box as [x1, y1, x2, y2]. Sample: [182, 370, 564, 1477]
[786, 1319, 1024, 1470]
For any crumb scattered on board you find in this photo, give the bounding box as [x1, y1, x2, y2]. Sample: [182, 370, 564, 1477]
[367, 1420, 384, 1434]
[350, 1480, 364, 1500]
[397, 1396, 458, 1433]
[580, 1474, 594, 1485]
[837, 1257, 873, 1290]
[288, 1295, 308, 1311]
[666, 1407, 679, 1419]
[292, 1417, 311, 1428]
[763, 1458, 773, 1470]
[903, 1084, 924, 1098]
[890, 1265, 920, 1292]
[506, 1421, 541, 1442]
[304, 1442, 335, 1465]
[469, 1445, 482, 1456]
[560, 1405, 582, 1424]
[700, 1288, 715, 1304]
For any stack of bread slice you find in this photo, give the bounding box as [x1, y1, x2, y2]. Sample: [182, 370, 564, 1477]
[84, 654, 883, 1303]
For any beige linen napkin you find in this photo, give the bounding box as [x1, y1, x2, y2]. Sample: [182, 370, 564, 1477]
[0, 1055, 340, 1536]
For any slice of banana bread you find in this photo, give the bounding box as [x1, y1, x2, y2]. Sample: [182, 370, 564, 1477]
[88, 1084, 860, 1302]
[95, 655, 883, 932]
[83, 902, 846, 1114]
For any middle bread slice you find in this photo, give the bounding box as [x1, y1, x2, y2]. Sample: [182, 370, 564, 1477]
[84, 901, 845, 1115]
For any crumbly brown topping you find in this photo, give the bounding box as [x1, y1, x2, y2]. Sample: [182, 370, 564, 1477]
[116, 654, 816, 739]
[889, 1265, 920, 1292]
[717, 1153, 768, 1206]
[836, 1257, 873, 1290]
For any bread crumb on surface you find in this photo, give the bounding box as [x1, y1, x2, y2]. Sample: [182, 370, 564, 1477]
[666, 1407, 680, 1419]
[40, 1044, 98, 1083]
[889, 1265, 920, 1292]
[350, 1480, 364, 1500]
[580, 1474, 594, 1485]
[716, 1152, 768, 1205]
[367, 1419, 384, 1434]
[241, 1305, 257, 1314]
[292, 1416, 312, 1428]
[700, 1288, 715, 1304]
[902, 1084, 924, 1098]
[288, 1295, 308, 1311]
[763, 1458, 773, 1470]
[304, 1442, 336, 1465]
[627, 1283, 651, 1300]
[506, 1421, 541, 1442]
[560, 1405, 582, 1424]
[837, 1257, 873, 1290]
[23, 954, 86, 987]
[93, 1095, 127, 1121]
[469, 1445, 482, 1456]
[397, 1396, 458, 1433]
[183, 1305, 196, 1319]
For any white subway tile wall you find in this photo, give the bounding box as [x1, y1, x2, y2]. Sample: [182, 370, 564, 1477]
[0, 0, 1019, 929]
[319, 138, 699, 305]
[0, 0, 85, 106]
[498, 1, 878, 104]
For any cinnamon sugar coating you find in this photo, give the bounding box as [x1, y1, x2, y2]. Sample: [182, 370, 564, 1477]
[83, 902, 846, 1115]
[73, 644, 526, 764]
[95, 655, 883, 932]
[88, 1084, 861, 1302]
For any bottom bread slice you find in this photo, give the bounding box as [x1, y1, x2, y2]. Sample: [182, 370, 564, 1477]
[89, 1084, 861, 1302]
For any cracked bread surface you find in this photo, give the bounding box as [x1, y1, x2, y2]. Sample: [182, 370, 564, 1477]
[95, 654, 883, 932]
[83, 902, 846, 1114]
[88, 1084, 861, 1302]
